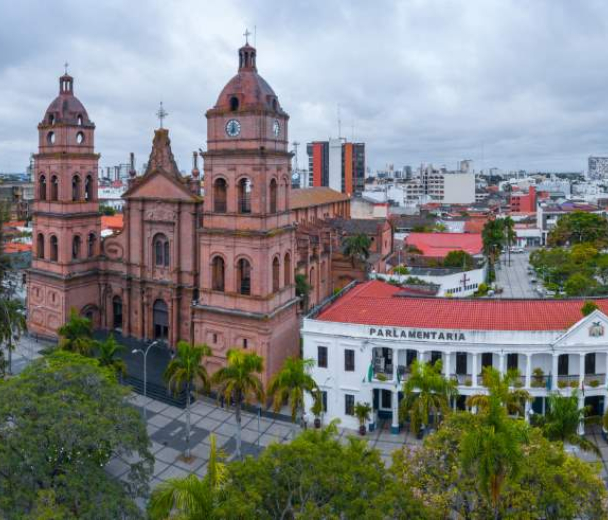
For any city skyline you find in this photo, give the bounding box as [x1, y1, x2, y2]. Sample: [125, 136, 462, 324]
[2, 1, 608, 173]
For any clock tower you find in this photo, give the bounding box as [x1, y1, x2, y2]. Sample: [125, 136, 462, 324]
[197, 41, 299, 382]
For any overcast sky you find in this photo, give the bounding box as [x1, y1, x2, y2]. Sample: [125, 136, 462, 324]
[1, 0, 608, 174]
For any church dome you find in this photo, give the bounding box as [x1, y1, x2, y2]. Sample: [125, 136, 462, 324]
[43, 74, 93, 126]
[214, 44, 283, 114]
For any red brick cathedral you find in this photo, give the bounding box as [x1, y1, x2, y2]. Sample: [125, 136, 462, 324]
[28, 42, 303, 382]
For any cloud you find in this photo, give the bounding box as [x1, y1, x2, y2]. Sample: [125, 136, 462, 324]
[2, 0, 608, 173]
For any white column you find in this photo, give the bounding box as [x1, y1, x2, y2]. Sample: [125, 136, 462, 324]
[525, 353, 532, 389]
[471, 352, 478, 387]
[498, 352, 506, 376]
[524, 399, 531, 423]
[391, 389, 399, 434]
[393, 350, 398, 383]
[443, 352, 451, 379]
[578, 393, 585, 435]
[552, 353, 559, 390]
[419, 350, 426, 363]
[579, 353, 586, 388]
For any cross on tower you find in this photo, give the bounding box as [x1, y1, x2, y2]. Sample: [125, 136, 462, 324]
[64, 61, 69, 75]
[243, 28, 251, 44]
[156, 101, 168, 129]
[460, 273, 471, 287]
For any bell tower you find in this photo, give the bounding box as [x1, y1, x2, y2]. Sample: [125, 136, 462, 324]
[28, 71, 102, 338]
[197, 40, 299, 382]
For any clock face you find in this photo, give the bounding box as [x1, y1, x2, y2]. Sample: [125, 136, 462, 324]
[225, 119, 241, 137]
[272, 119, 280, 138]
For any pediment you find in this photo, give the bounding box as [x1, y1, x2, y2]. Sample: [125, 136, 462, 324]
[554, 309, 608, 348]
[123, 169, 196, 201]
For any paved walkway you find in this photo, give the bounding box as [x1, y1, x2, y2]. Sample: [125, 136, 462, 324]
[494, 250, 538, 298]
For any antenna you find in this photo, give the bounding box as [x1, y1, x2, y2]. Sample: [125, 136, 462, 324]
[254, 25, 257, 47]
[337, 104, 342, 139]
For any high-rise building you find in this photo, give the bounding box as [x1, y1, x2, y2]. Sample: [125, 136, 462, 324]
[588, 156, 608, 179]
[306, 139, 365, 196]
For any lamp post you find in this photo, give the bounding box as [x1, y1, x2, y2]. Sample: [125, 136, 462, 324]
[132, 340, 159, 420]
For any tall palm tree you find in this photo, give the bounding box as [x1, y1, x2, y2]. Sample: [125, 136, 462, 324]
[342, 234, 372, 268]
[461, 393, 528, 519]
[268, 357, 318, 436]
[97, 334, 127, 379]
[541, 391, 600, 455]
[57, 308, 97, 356]
[0, 298, 26, 375]
[467, 367, 531, 417]
[212, 349, 264, 460]
[503, 216, 516, 266]
[400, 359, 458, 435]
[482, 218, 505, 278]
[164, 341, 212, 460]
[148, 434, 225, 520]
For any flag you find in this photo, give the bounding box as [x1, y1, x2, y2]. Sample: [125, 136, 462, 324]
[546, 373, 552, 391]
[397, 369, 401, 385]
[366, 362, 373, 383]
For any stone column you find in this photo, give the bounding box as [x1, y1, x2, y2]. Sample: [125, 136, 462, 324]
[471, 352, 478, 387]
[579, 353, 586, 388]
[418, 350, 426, 363]
[498, 352, 506, 376]
[443, 352, 451, 379]
[525, 353, 532, 389]
[551, 353, 559, 390]
[391, 389, 400, 434]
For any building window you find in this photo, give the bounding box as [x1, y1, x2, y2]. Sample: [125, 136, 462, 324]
[481, 352, 493, 369]
[72, 235, 81, 259]
[456, 352, 467, 375]
[507, 353, 518, 371]
[87, 233, 96, 257]
[50, 235, 58, 261]
[50, 175, 59, 201]
[213, 333, 218, 344]
[585, 353, 596, 375]
[345, 394, 355, 416]
[238, 178, 252, 214]
[269, 178, 278, 213]
[153, 234, 170, 267]
[85, 175, 93, 201]
[237, 258, 251, 295]
[344, 349, 355, 372]
[37, 233, 45, 259]
[212, 256, 225, 292]
[318, 346, 328, 368]
[72, 175, 81, 201]
[272, 256, 280, 292]
[76, 131, 85, 144]
[558, 354, 569, 376]
[214, 178, 227, 212]
[321, 391, 327, 412]
[243, 338, 248, 349]
[113, 295, 123, 330]
[284, 252, 291, 286]
[431, 351, 442, 365]
[39, 175, 47, 201]
[230, 96, 239, 111]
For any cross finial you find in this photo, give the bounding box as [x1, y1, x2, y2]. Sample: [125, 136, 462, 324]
[243, 28, 251, 45]
[156, 101, 168, 129]
[64, 61, 69, 75]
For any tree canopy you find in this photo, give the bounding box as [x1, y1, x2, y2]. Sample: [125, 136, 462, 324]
[548, 211, 608, 247]
[443, 250, 475, 270]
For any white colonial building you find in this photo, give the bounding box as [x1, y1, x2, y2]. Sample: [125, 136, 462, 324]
[302, 280, 608, 432]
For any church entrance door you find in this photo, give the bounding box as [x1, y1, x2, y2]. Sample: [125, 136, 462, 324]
[153, 300, 169, 341]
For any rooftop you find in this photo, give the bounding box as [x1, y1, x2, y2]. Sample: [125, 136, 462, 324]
[405, 232, 483, 258]
[290, 187, 349, 210]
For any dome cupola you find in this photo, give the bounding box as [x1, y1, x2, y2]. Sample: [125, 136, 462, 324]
[42, 72, 93, 127]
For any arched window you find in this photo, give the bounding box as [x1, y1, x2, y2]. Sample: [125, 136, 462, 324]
[153, 299, 169, 340]
[309, 267, 315, 288]
[50, 235, 58, 261]
[269, 179, 278, 213]
[212, 256, 225, 292]
[72, 235, 81, 259]
[113, 296, 123, 330]
[87, 233, 96, 257]
[50, 176, 59, 201]
[237, 258, 251, 295]
[238, 178, 252, 214]
[39, 175, 47, 201]
[154, 234, 170, 267]
[284, 252, 291, 286]
[77, 115, 83, 126]
[72, 175, 81, 201]
[230, 96, 239, 111]
[214, 178, 227, 213]
[272, 257, 280, 292]
[37, 233, 45, 259]
[85, 175, 93, 201]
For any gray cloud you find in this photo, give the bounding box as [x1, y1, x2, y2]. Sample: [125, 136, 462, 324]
[2, 0, 608, 173]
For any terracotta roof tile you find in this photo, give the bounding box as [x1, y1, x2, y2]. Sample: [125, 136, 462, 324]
[406, 232, 483, 258]
[101, 215, 124, 230]
[290, 187, 349, 210]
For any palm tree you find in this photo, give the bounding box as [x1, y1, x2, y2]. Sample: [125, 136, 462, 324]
[0, 298, 26, 375]
[57, 308, 97, 356]
[97, 334, 127, 379]
[148, 434, 225, 520]
[461, 393, 528, 519]
[503, 216, 516, 267]
[482, 218, 505, 280]
[212, 349, 264, 460]
[342, 234, 372, 268]
[268, 357, 318, 437]
[541, 391, 600, 455]
[400, 359, 458, 435]
[164, 341, 212, 460]
[467, 367, 531, 417]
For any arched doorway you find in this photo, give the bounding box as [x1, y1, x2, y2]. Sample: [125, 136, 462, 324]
[153, 299, 169, 341]
[112, 295, 123, 331]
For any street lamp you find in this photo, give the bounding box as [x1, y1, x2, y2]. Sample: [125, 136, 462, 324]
[132, 340, 160, 420]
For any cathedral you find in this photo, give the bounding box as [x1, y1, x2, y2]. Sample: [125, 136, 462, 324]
[26, 41, 333, 382]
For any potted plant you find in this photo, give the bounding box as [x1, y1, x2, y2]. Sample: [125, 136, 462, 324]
[354, 402, 372, 436]
[532, 367, 545, 388]
[590, 379, 600, 388]
[376, 373, 388, 382]
[311, 392, 323, 429]
[558, 380, 568, 389]
[569, 380, 578, 389]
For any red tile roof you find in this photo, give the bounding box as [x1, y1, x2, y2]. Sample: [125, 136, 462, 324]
[317, 280, 607, 331]
[101, 215, 124, 231]
[406, 232, 483, 258]
[5, 242, 31, 253]
[464, 219, 486, 234]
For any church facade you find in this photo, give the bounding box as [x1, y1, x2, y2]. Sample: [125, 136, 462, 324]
[28, 43, 306, 382]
